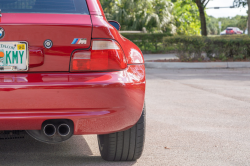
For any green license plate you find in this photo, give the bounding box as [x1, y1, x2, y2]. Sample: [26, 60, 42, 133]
[0, 41, 28, 71]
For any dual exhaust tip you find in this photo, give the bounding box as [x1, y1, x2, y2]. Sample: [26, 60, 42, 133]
[43, 124, 70, 137]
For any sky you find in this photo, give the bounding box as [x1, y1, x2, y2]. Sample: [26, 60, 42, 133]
[206, 0, 248, 18]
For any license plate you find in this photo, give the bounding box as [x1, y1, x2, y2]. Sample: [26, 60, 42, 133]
[0, 42, 28, 71]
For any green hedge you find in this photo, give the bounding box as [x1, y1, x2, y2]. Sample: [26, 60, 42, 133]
[122, 33, 250, 59]
[164, 35, 250, 61]
[122, 33, 172, 53]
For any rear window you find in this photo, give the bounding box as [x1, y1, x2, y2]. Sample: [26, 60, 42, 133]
[0, 0, 89, 14]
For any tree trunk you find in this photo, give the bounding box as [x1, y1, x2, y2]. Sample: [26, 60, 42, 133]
[248, 0, 250, 36]
[196, 0, 207, 36]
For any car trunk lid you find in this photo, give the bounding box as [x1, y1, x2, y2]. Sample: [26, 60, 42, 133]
[0, 13, 92, 72]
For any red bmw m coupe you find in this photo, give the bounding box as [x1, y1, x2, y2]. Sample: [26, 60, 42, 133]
[0, 0, 145, 161]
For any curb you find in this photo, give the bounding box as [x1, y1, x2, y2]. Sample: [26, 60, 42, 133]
[145, 62, 250, 69]
[227, 62, 250, 68]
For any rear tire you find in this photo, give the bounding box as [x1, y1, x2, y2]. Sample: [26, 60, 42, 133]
[97, 105, 146, 161]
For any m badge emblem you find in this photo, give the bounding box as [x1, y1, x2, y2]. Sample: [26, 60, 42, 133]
[71, 38, 87, 45]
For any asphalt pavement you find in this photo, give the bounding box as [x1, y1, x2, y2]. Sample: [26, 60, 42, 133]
[1, 68, 250, 166]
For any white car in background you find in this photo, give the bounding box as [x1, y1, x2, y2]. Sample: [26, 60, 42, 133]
[221, 28, 244, 35]
[226, 27, 243, 34]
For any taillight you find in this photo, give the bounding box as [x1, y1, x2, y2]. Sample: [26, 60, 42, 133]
[70, 40, 127, 72]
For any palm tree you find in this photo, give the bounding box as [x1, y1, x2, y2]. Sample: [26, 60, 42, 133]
[100, 0, 176, 33]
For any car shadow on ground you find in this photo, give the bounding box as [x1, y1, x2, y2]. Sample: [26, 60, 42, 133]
[0, 134, 136, 166]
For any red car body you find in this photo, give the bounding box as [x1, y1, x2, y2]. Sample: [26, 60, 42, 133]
[226, 27, 243, 35]
[0, 0, 145, 136]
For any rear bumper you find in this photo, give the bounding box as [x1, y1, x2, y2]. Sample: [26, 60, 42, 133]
[0, 64, 145, 135]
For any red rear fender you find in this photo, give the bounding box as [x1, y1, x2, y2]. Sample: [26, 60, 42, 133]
[85, 0, 144, 64]
[89, 15, 144, 64]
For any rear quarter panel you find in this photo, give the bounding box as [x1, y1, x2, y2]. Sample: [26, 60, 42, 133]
[90, 15, 144, 64]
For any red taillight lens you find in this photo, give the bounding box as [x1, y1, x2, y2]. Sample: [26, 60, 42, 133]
[70, 40, 127, 72]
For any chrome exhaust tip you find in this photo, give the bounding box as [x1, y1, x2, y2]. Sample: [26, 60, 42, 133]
[58, 124, 70, 137]
[43, 124, 56, 137]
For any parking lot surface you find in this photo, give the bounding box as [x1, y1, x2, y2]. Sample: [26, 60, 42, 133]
[1, 68, 250, 166]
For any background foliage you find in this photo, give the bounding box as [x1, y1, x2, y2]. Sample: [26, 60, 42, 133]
[164, 35, 250, 61]
[122, 33, 172, 53]
[172, 0, 201, 35]
[100, 0, 202, 34]
[99, 0, 249, 54]
[99, 0, 176, 33]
